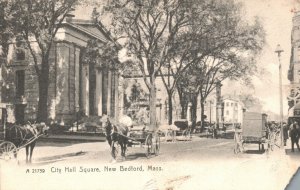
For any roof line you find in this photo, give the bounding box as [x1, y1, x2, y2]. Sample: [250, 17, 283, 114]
[63, 22, 108, 43]
[68, 18, 115, 43]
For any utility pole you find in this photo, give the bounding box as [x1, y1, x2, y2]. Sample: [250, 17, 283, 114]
[275, 44, 284, 147]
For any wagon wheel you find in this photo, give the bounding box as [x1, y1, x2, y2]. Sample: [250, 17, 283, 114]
[165, 130, 175, 142]
[183, 129, 192, 141]
[153, 133, 160, 156]
[268, 134, 274, 151]
[233, 140, 240, 154]
[233, 131, 244, 154]
[145, 134, 153, 158]
[0, 141, 17, 161]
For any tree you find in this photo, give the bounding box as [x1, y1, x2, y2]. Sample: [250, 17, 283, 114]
[8, 0, 78, 122]
[0, 0, 16, 107]
[238, 93, 263, 111]
[176, 0, 265, 131]
[102, 0, 193, 129]
[0, 0, 14, 60]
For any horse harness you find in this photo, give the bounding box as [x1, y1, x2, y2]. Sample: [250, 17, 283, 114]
[9, 125, 42, 148]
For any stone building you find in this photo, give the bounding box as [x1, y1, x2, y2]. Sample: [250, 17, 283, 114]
[1, 18, 119, 125]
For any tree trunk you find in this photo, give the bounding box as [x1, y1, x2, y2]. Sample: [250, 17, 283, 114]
[180, 100, 187, 119]
[149, 74, 156, 130]
[200, 99, 205, 133]
[168, 91, 173, 125]
[191, 95, 197, 132]
[36, 59, 50, 123]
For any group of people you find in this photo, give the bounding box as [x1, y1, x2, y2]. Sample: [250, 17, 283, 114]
[285, 120, 300, 152]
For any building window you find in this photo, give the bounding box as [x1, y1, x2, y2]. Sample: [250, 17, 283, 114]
[226, 102, 229, 107]
[226, 110, 229, 115]
[231, 103, 233, 106]
[235, 103, 237, 106]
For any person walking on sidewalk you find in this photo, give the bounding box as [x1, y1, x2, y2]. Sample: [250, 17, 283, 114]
[289, 124, 300, 152]
[283, 123, 289, 146]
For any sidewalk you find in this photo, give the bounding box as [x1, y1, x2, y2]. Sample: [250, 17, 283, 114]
[283, 138, 300, 168]
[40, 133, 106, 143]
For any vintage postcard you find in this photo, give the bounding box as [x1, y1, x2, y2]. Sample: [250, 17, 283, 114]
[0, 0, 299, 189]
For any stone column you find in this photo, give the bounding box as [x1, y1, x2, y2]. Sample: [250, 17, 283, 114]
[81, 64, 89, 116]
[75, 47, 80, 110]
[95, 68, 103, 116]
[114, 72, 119, 121]
[118, 76, 124, 117]
[107, 69, 112, 116]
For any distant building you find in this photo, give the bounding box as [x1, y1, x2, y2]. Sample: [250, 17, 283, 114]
[1, 18, 119, 125]
[222, 97, 244, 124]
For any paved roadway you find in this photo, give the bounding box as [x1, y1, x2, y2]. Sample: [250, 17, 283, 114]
[30, 135, 267, 164]
[1, 135, 298, 190]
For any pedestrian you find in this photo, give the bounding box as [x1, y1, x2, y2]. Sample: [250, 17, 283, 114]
[213, 123, 218, 139]
[296, 122, 300, 145]
[283, 122, 289, 146]
[290, 121, 296, 130]
[289, 124, 300, 152]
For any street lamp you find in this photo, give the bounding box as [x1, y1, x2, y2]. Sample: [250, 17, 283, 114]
[275, 44, 284, 147]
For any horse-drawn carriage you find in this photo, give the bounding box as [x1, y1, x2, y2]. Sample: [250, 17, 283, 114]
[0, 103, 17, 161]
[102, 115, 160, 161]
[0, 103, 49, 163]
[173, 120, 192, 141]
[128, 125, 160, 158]
[158, 120, 192, 142]
[234, 112, 269, 153]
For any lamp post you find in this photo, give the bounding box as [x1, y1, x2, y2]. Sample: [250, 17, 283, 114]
[275, 44, 284, 147]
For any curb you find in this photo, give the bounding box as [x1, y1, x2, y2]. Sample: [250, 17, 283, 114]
[40, 135, 106, 143]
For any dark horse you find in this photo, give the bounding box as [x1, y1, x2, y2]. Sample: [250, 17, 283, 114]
[5, 122, 49, 163]
[101, 115, 128, 161]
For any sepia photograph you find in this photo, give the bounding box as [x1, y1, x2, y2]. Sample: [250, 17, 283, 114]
[0, 0, 299, 189]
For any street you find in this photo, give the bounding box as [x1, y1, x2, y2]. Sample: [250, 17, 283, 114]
[1, 136, 298, 190]
[22, 135, 268, 165]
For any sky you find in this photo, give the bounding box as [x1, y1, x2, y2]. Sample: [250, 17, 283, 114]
[74, 0, 299, 116]
[224, 0, 297, 116]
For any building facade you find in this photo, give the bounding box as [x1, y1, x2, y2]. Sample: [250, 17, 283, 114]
[1, 18, 119, 125]
[222, 98, 243, 124]
[288, 11, 300, 117]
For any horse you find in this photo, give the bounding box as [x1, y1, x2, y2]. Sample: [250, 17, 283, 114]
[101, 115, 129, 161]
[5, 122, 49, 163]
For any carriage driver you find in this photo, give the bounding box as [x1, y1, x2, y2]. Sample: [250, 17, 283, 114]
[118, 115, 133, 137]
[101, 114, 133, 137]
